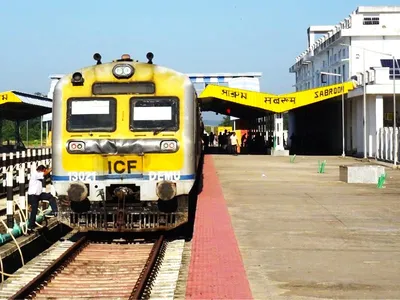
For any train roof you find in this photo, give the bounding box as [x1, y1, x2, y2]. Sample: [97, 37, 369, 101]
[58, 53, 189, 83]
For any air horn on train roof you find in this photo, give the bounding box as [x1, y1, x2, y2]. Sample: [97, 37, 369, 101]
[93, 53, 102, 65]
[146, 52, 154, 64]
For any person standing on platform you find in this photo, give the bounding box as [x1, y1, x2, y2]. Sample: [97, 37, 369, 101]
[230, 132, 239, 155]
[27, 165, 58, 233]
[209, 131, 214, 147]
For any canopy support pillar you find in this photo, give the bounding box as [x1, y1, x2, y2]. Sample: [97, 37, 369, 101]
[14, 121, 25, 150]
[271, 113, 289, 156]
[0, 118, 3, 146]
[273, 113, 285, 151]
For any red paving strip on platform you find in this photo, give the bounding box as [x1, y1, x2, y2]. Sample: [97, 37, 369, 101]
[185, 155, 253, 300]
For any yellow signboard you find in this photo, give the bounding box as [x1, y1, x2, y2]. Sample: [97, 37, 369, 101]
[199, 81, 357, 113]
[217, 126, 232, 134]
[0, 91, 22, 105]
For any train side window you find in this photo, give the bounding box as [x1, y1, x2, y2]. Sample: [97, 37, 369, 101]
[129, 97, 179, 132]
[66, 97, 117, 132]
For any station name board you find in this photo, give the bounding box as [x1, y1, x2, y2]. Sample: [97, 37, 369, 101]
[264, 97, 296, 105]
[314, 86, 344, 99]
[221, 89, 248, 100]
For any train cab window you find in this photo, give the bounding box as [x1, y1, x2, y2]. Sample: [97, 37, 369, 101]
[130, 97, 179, 132]
[67, 98, 116, 132]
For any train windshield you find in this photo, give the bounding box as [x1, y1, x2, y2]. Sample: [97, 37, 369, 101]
[67, 98, 116, 132]
[130, 97, 179, 132]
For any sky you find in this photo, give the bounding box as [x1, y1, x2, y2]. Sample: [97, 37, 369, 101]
[1, 0, 399, 122]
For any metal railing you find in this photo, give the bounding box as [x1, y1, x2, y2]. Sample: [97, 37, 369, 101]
[376, 127, 400, 164]
[0, 148, 52, 222]
[1, 148, 52, 195]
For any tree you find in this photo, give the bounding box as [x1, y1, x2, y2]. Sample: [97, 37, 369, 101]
[204, 125, 212, 133]
[219, 115, 232, 127]
[34, 92, 46, 98]
[1, 120, 15, 141]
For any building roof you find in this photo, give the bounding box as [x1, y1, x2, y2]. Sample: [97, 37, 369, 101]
[0, 91, 52, 121]
[356, 6, 400, 13]
[292, 6, 400, 68]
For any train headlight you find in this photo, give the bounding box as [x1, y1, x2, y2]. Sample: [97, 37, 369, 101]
[112, 64, 134, 79]
[160, 141, 177, 152]
[68, 141, 85, 152]
[71, 72, 84, 86]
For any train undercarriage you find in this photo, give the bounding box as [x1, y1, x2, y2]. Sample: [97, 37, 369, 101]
[56, 183, 189, 232]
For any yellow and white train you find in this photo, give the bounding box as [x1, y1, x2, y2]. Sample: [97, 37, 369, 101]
[51, 52, 203, 232]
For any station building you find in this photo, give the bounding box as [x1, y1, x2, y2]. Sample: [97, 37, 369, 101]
[289, 6, 400, 162]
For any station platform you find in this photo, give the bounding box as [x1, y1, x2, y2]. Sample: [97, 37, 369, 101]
[185, 154, 400, 299]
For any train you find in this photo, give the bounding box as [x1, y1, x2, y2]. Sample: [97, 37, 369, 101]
[51, 52, 203, 232]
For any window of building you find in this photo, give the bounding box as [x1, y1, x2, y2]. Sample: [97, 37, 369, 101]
[380, 59, 400, 80]
[342, 65, 346, 81]
[363, 16, 379, 25]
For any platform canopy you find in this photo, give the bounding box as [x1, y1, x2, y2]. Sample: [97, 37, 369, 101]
[199, 81, 357, 118]
[0, 91, 52, 121]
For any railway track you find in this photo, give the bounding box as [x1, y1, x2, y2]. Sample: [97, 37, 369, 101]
[2, 235, 172, 299]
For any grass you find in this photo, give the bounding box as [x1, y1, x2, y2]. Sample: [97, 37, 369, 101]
[1, 139, 50, 148]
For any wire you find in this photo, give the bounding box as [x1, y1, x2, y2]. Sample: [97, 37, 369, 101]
[17, 210, 27, 236]
[0, 255, 22, 287]
[13, 200, 28, 235]
[0, 271, 19, 277]
[0, 219, 24, 267]
[0, 251, 3, 283]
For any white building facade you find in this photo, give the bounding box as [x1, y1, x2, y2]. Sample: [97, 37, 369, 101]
[289, 6, 400, 163]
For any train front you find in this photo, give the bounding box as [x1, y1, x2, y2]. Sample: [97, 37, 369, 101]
[51, 53, 199, 232]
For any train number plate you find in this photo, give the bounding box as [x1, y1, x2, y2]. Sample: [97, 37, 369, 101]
[68, 172, 97, 182]
[107, 156, 143, 174]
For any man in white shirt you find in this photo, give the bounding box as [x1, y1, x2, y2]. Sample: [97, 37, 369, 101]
[230, 132, 238, 155]
[27, 165, 58, 233]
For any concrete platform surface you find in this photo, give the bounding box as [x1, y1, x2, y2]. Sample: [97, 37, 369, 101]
[213, 154, 400, 299]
